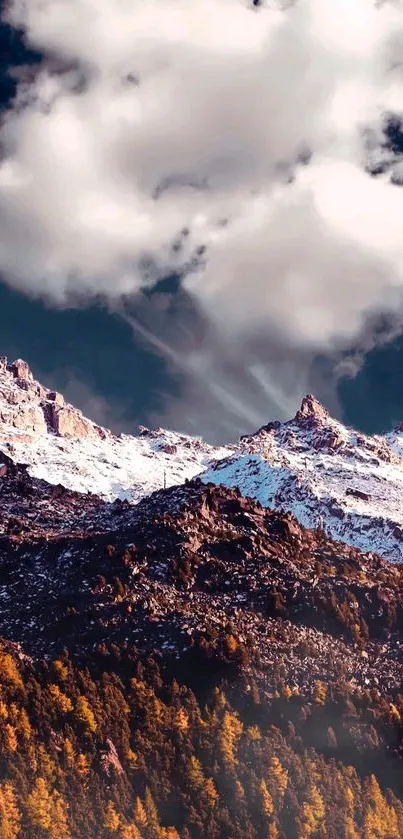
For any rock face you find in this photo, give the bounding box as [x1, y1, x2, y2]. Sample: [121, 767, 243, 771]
[0, 357, 107, 441]
[45, 401, 105, 438]
[9, 358, 33, 381]
[294, 393, 330, 425]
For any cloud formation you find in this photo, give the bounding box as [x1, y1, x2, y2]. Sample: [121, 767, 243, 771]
[2, 0, 403, 434]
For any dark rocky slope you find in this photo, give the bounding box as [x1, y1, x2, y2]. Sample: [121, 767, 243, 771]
[0, 462, 403, 837]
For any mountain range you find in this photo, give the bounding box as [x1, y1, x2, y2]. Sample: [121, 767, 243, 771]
[0, 357, 403, 838]
[1, 357, 402, 560]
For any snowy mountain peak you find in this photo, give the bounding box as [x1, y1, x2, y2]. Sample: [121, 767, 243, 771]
[2, 355, 403, 562]
[0, 358, 231, 502]
[205, 400, 403, 562]
[294, 393, 330, 425]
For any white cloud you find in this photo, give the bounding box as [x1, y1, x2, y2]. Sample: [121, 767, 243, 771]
[1, 0, 403, 432]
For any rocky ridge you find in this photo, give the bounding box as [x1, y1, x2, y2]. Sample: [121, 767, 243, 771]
[205, 394, 403, 561]
[0, 356, 106, 440]
[1, 358, 403, 561]
[0, 467, 402, 702]
[0, 358, 231, 500]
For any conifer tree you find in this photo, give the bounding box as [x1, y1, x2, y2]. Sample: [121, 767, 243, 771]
[26, 777, 53, 832]
[0, 782, 21, 839]
[104, 801, 121, 834]
[134, 798, 148, 829]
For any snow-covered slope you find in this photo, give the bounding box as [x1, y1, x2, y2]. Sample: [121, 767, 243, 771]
[0, 358, 231, 502]
[2, 357, 403, 561]
[204, 395, 403, 561]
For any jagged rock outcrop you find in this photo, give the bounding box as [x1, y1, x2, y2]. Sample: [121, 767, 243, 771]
[8, 358, 34, 382]
[294, 393, 330, 425]
[0, 357, 110, 441]
[46, 401, 106, 438]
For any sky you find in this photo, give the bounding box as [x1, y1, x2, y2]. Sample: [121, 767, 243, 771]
[1, 1, 403, 441]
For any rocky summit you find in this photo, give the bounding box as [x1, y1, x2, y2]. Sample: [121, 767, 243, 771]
[1, 359, 403, 560]
[206, 394, 403, 561]
[1, 358, 403, 837]
[0, 356, 106, 440]
[0, 357, 231, 501]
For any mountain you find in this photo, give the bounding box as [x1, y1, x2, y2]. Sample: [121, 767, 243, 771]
[206, 394, 403, 562]
[0, 357, 231, 501]
[0, 446, 403, 836]
[2, 458, 402, 672]
[1, 359, 402, 561]
[1, 358, 403, 836]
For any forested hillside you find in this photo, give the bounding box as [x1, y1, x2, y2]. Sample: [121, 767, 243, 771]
[0, 463, 402, 837]
[0, 641, 403, 838]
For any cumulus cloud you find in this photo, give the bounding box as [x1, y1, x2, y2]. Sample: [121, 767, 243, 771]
[1, 0, 403, 434]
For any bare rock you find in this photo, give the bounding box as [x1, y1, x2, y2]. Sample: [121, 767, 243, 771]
[47, 391, 65, 407]
[8, 359, 33, 382]
[294, 394, 330, 425]
[47, 404, 95, 438]
[160, 443, 178, 455]
[0, 450, 14, 469]
[12, 405, 47, 435]
[100, 739, 124, 777]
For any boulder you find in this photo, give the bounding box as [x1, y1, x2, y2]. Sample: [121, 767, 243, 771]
[8, 359, 33, 382]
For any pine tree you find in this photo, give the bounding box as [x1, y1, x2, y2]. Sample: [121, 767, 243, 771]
[267, 757, 288, 809]
[120, 826, 143, 839]
[144, 788, 160, 838]
[299, 784, 325, 839]
[313, 680, 328, 706]
[219, 711, 243, 766]
[26, 777, 53, 832]
[75, 696, 97, 733]
[4, 725, 17, 754]
[363, 775, 399, 838]
[104, 801, 121, 834]
[174, 708, 189, 732]
[188, 756, 205, 791]
[16, 708, 31, 742]
[134, 798, 148, 829]
[344, 815, 360, 839]
[76, 753, 90, 778]
[260, 780, 275, 818]
[49, 684, 73, 714]
[0, 782, 21, 839]
[0, 653, 23, 690]
[49, 790, 70, 839]
[204, 778, 219, 809]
